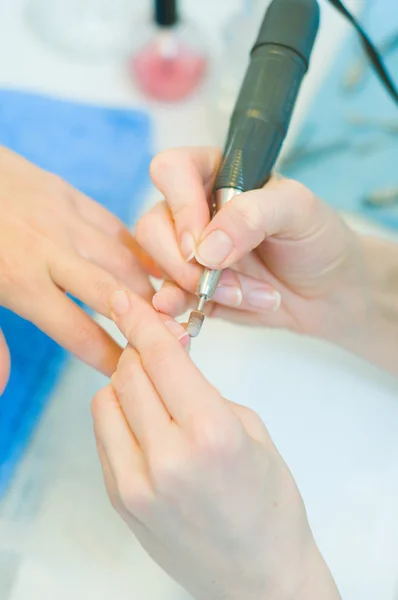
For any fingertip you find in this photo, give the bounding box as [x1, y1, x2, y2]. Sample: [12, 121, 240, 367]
[0, 329, 10, 395]
[153, 286, 190, 317]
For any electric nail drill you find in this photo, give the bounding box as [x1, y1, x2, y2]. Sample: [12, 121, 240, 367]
[187, 0, 320, 338]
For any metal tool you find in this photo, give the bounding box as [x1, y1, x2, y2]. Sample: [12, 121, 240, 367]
[187, 0, 320, 337]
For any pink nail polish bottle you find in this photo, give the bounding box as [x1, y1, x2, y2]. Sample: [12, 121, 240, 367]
[129, 0, 207, 102]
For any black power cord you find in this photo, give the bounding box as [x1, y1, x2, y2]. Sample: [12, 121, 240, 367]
[327, 0, 398, 105]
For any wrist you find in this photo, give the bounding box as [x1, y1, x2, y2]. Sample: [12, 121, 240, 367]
[285, 542, 341, 600]
[324, 234, 398, 374]
[243, 537, 340, 600]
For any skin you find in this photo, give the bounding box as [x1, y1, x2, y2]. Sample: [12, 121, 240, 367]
[0, 147, 160, 379]
[91, 146, 398, 596]
[135, 147, 398, 374]
[92, 289, 341, 600]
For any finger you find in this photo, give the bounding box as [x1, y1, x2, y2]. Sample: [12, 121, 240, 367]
[153, 282, 192, 317]
[195, 178, 330, 269]
[95, 437, 123, 512]
[110, 290, 225, 425]
[154, 269, 281, 316]
[71, 188, 128, 237]
[150, 147, 221, 260]
[0, 328, 10, 395]
[92, 386, 152, 514]
[111, 345, 173, 452]
[136, 201, 202, 293]
[156, 285, 291, 328]
[25, 283, 122, 375]
[117, 233, 163, 279]
[71, 189, 163, 278]
[210, 303, 295, 330]
[49, 251, 129, 317]
[72, 224, 154, 300]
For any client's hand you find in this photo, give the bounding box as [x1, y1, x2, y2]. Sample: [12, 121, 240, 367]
[0, 147, 158, 377]
[92, 290, 340, 600]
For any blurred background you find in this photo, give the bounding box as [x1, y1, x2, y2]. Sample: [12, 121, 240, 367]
[0, 1, 397, 599]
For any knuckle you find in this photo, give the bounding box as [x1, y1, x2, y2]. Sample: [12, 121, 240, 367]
[150, 452, 188, 494]
[74, 320, 98, 352]
[113, 358, 141, 396]
[48, 174, 72, 201]
[107, 487, 122, 514]
[284, 179, 315, 208]
[92, 277, 117, 308]
[90, 392, 102, 421]
[229, 201, 262, 235]
[118, 310, 143, 346]
[91, 386, 117, 430]
[0, 258, 44, 302]
[191, 412, 244, 460]
[118, 479, 154, 516]
[173, 266, 195, 293]
[116, 247, 140, 278]
[145, 339, 172, 369]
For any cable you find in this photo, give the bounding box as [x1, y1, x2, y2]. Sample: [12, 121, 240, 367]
[327, 0, 398, 105]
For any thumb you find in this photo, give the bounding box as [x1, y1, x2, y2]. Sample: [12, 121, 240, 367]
[195, 178, 327, 269]
[0, 328, 10, 395]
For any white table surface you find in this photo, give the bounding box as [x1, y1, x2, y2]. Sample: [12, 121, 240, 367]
[1, 1, 398, 599]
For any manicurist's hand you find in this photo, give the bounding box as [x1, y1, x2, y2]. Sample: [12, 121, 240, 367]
[92, 289, 341, 600]
[0, 147, 158, 379]
[135, 147, 398, 374]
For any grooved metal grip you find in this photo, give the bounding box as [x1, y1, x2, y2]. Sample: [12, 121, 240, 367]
[214, 0, 320, 194]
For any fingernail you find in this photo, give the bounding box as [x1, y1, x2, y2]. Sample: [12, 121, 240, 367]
[152, 292, 160, 311]
[180, 231, 196, 262]
[165, 320, 189, 340]
[196, 230, 233, 267]
[182, 336, 191, 354]
[212, 286, 242, 307]
[247, 289, 281, 311]
[110, 290, 129, 316]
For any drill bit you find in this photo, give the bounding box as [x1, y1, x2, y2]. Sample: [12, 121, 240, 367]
[187, 189, 238, 337]
[187, 296, 206, 338]
[187, 264, 224, 337]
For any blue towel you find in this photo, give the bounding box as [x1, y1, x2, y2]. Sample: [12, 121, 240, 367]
[283, 0, 398, 230]
[0, 89, 152, 497]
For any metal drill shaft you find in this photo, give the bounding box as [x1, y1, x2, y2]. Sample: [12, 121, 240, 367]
[187, 0, 320, 339]
[187, 188, 240, 337]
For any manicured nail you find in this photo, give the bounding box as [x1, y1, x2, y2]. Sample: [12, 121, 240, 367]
[165, 320, 189, 340]
[247, 289, 281, 311]
[152, 292, 161, 311]
[110, 290, 129, 316]
[213, 286, 243, 307]
[180, 231, 196, 262]
[196, 230, 233, 267]
[182, 336, 191, 354]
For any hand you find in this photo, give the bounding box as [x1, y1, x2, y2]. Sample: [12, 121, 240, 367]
[0, 147, 158, 377]
[92, 289, 340, 600]
[135, 147, 398, 373]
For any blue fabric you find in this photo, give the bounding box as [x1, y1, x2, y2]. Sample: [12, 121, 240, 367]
[283, 0, 398, 230]
[0, 89, 152, 497]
